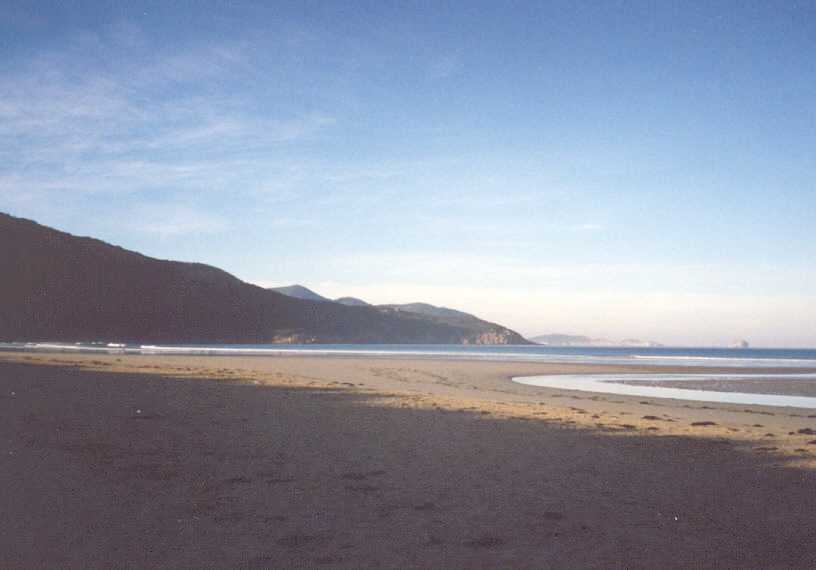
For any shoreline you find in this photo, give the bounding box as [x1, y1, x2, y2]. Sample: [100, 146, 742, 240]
[4, 343, 816, 368]
[4, 351, 816, 458]
[3, 352, 816, 567]
[4, 344, 816, 371]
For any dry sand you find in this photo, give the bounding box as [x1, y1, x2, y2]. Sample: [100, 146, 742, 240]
[2, 351, 816, 568]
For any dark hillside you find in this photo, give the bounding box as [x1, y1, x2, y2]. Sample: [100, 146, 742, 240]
[0, 213, 528, 344]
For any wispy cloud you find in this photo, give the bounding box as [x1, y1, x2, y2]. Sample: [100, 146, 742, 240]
[121, 204, 229, 237]
[567, 223, 605, 232]
[317, 250, 816, 297]
[0, 26, 336, 213]
[428, 52, 461, 80]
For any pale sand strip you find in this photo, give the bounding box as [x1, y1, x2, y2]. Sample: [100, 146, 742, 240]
[2, 352, 816, 568]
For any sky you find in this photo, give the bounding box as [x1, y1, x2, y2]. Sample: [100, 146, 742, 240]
[1, 1, 815, 347]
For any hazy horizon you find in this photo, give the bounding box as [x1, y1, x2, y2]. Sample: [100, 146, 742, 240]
[255, 280, 813, 348]
[2, 2, 814, 347]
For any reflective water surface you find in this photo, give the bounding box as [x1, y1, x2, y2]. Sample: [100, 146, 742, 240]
[512, 373, 816, 409]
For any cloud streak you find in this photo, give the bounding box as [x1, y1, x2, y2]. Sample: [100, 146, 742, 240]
[121, 204, 230, 237]
[0, 28, 337, 210]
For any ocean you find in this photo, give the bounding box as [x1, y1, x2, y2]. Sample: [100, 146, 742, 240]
[4, 342, 816, 369]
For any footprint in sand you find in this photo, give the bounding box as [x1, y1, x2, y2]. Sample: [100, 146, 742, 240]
[241, 554, 277, 569]
[130, 413, 160, 420]
[314, 555, 343, 565]
[276, 534, 328, 548]
[345, 484, 379, 494]
[213, 513, 245, 523]
[464, 536, 505, 549]
[264, 477, 295, 484]
[340, 472, 368, 481]
[224, 476, 252, 485]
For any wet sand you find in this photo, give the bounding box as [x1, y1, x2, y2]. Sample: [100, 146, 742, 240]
[619, 376, 816, 397]
[2, 352, 816, 568]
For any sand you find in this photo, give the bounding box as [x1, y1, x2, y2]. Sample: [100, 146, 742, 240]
[2, 351, 816, 568]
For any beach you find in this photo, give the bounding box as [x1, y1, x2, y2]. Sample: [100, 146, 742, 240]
[3, 351, 816, 568]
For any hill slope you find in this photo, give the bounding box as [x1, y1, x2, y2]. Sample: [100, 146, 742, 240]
[334, 297, 370, 307]
[379, 303, 478, 322]
[0, 213, 529, 345]
[268, 285, 330, 303]
[272, 288, 526, 345]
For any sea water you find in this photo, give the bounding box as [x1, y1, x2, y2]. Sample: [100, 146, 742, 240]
[5, 342, 816, 407]
[4, 342, 816, 368]
[512, 372, 816, 409]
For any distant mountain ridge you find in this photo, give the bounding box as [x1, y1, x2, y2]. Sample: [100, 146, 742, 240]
[267, 285, 369, 308]
[0, 213, 529, 345]
[378, 303, 475, 321]
[531, 333, 663, 347]
[335, 297, 370, 307]
[270, 285, 517, 342]
[268, 285, 331, 303]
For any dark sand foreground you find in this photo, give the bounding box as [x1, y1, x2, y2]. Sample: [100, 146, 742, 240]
[3, 352, 816, 569]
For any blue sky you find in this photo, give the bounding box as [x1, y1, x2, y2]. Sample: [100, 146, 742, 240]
[2, 1, 815, 346]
